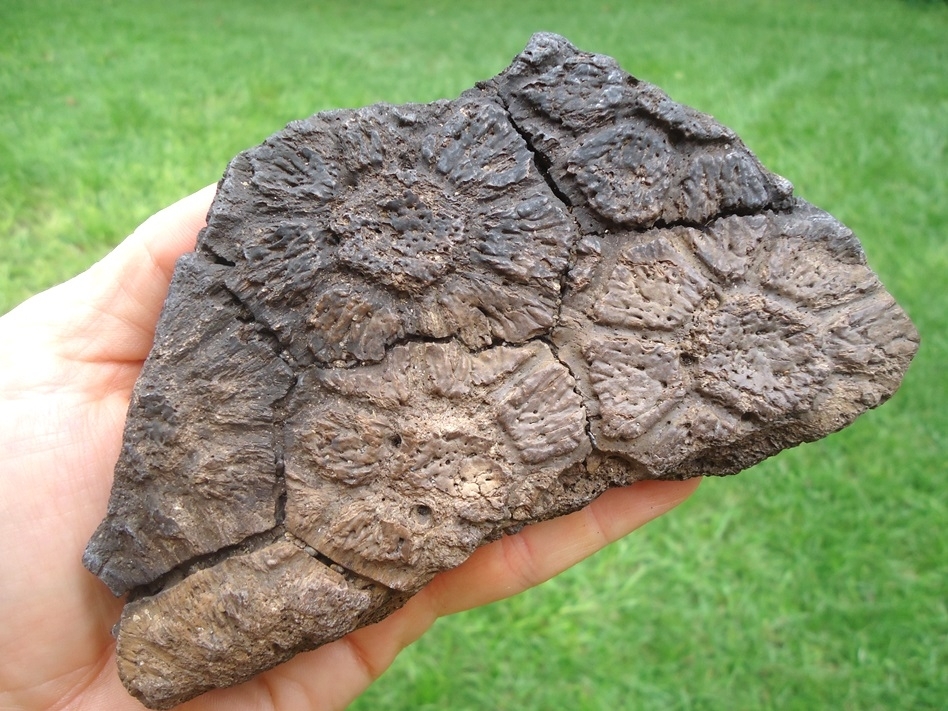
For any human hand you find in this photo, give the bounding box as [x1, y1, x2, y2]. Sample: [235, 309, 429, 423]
[0, 186, 700, 711]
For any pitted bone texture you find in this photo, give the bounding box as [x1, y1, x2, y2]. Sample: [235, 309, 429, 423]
[83, 33, 918, 709]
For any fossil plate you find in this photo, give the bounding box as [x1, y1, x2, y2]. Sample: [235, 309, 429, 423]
[83, 33, 918, 709]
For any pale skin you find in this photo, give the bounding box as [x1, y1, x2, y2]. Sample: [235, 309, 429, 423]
[0, 185, 700, 711]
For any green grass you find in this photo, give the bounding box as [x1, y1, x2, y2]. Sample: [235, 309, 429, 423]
[2, 1, 945, 709]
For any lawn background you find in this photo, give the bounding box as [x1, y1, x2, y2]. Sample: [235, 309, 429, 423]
[1, 1, 945, 709]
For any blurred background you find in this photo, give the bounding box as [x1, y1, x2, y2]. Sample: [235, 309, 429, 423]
[1, 1, 944, 708]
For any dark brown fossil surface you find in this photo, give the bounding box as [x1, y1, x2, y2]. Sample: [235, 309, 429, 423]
[83, 33, 918, 709]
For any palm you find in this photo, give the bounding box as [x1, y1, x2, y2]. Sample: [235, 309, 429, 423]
[0, 187, 698, 711]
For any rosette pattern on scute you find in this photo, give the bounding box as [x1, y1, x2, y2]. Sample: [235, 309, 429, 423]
[553, 205, 914, 480]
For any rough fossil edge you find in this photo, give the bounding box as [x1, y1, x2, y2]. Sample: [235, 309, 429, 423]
[82, 32, 919, 709]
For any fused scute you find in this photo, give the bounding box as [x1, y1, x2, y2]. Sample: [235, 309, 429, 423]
[585, 336, 686, 440]
[591, 234, 713, 331]
[85, 32, 918, 709]
[493, 356, 590, 465]
[82, 255, 295, 597]
[759, 233, 877, 310]
[687, 214, 769, 282]
[493, 33, 794, 230]
[115, 541, 386, 710]
[283, 339, 586, 593]
[692, 294, 832, 419]
[202, 93, 578, 368]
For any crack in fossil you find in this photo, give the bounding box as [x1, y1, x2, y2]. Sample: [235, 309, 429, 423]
[127, 525, 287, 602]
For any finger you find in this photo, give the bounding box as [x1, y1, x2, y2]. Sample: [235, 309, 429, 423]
[233, 478, 699, 711]
[59, 184, 217, 365]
